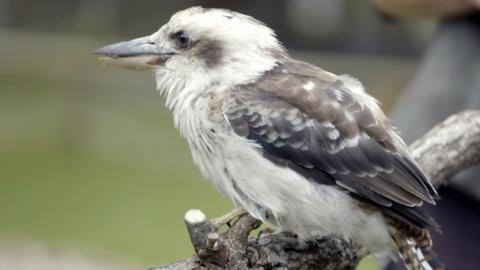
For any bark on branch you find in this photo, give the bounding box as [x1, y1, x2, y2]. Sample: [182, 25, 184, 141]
[149, 110, 480, 270]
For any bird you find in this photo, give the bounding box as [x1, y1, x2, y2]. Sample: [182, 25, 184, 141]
[95, 7, 444, 270]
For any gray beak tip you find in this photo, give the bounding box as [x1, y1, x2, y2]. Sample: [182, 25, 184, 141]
[93, 48, 103, 56]
[93, 45, 116, 57]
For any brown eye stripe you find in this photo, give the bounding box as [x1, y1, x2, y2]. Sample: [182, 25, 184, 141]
[191, 39, 223, 68]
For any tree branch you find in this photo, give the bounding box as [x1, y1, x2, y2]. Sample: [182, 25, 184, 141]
[410, 110, 480, 187]
[149, 110, 480, 270]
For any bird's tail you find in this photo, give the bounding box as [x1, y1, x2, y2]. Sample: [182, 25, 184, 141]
[392, 229, 445, 270]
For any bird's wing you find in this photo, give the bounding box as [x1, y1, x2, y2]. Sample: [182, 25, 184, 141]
[224, 60, 438, 228]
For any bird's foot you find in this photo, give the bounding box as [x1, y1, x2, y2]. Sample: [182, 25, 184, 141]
[257, 227, 276, 239]
[212, 207, 247, 227]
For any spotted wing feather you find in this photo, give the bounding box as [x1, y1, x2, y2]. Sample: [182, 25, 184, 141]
[225, 60, 438, 229]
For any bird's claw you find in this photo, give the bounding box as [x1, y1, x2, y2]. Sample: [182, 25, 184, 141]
[212, 207, 248, 227]
[257, 227, 275, 239]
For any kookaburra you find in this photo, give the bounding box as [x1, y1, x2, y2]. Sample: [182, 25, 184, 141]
[95, 7, 444, 270]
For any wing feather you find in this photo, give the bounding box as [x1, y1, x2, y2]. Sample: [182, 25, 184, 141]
[224, 60, 438, 229]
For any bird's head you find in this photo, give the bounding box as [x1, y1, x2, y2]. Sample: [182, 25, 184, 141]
[95, 7, 286, 93]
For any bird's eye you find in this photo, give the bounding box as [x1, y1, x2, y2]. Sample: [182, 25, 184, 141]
[174, 31, 191, 49]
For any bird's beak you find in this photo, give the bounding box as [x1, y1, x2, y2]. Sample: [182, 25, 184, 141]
[94, 35, 175, 70]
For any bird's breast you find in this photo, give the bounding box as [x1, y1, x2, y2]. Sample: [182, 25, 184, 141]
[174, 96, 239, 200]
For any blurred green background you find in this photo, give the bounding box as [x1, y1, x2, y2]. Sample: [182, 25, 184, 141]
[0, 0, 436, 269]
